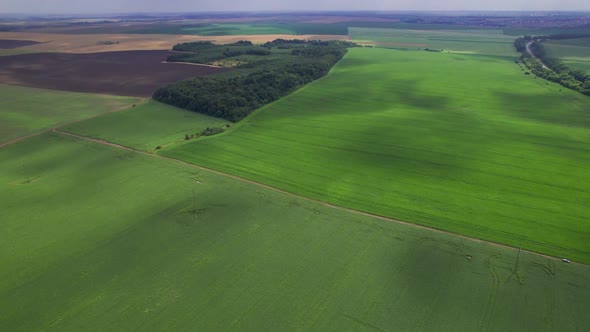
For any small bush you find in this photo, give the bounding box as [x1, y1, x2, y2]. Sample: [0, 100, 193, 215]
[201, 127, 225, 136]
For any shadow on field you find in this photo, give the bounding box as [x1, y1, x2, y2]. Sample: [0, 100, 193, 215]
[382, 237, 474, 328]
[494, 91, 590, 128]
[391, 80, 451, 110]
[319, 80, 492, 180]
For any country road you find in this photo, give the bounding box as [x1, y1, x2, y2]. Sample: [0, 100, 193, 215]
[526, 41, 549, 69]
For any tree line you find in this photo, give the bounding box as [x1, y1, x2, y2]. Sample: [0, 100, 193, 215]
[154, 39, 356, 122]
[515, 36, 590, 95]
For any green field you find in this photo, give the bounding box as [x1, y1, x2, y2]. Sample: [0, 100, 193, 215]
[544, 38, 590, 73]
[350, 28, 518, 56]
[0, 48, 39, 56]
[504, 27, 590, 36]
[1, 132, 589, 330]
[62, 100, 227, 151]
[563, 60, 590, 73]
[164, 48, 590, 263]
[76, 22, 498, 37]
[181, 23, 295, 36]
[131, 22, 350, 36]
[0, 84, 140, 144]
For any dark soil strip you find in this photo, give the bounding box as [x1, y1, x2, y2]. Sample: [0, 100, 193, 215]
[0, 50, 231, 97]
[0, 39, 41, 49]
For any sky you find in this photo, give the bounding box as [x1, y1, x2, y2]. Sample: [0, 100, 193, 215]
[1, 0, 590, 14]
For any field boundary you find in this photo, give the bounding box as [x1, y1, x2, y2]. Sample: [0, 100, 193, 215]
[51, 128, 585, 266]
[0, 97, 148, 149]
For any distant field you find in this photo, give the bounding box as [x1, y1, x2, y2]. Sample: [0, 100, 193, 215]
[0, 84, 139, 144]
[26, 22, 350, 36]
[350, 27, 518, 56]
[164, 48, 590, 263]
[0, 50, 229, 97]
[544, 38, 590, 73]
[0, 32, 201, 53]
[158, 23, 297, 36]
[563, 60, 590, 73]
[28, 21, 495, 36]
[0, 48, 39, 56]
[63, 100, 228, 151]
[0, 32, 346, 53]
[1, 133, 589, 330]
[0, 39, 41, 49]
[504, 27, 590, 36]
[0, 39, 41, 56]
[544, 39, 590, 58]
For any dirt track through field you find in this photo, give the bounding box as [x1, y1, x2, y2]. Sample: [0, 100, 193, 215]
[50, 128, 578, 265]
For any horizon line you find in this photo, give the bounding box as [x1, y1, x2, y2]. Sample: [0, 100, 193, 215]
[2, 9, 590, 16]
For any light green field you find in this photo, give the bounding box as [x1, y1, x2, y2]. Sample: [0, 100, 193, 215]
[165, 48, 590, 263]
[544, 40, 590, 59]
[62, 100, 228, 151]
[0, 48, 39, 56]
[1, 133, 589, 330]
[0, 84, 140, 144]
[350, 27, 518, 56]
[564, 60, 590, 73]
[544, 39, 590, 73]
[181, 23, 293, 35]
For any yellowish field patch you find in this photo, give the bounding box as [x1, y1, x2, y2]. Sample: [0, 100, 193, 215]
[0, 32, 347, 53]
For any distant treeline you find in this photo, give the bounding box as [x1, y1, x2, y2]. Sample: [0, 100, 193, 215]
[168, 48, 271, 64]
[515, 36, 590, 95]
[154, 39, 358, 122]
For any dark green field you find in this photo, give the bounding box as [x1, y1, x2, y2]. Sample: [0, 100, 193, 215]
[1, 132, 589, 330]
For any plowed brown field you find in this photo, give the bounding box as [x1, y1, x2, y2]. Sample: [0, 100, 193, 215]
[0, 50, 230, 97]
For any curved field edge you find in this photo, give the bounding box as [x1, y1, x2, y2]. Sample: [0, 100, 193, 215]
[1, 133, 589, 330]
[163, 48, 590, 264]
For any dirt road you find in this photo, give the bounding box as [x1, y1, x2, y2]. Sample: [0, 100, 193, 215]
[526, 41, 549, 69]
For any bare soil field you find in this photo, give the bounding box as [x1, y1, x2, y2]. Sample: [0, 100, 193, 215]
[0, 39, 42, 49]
[0, 32, 346, 53]
[0, 50, 230, 97]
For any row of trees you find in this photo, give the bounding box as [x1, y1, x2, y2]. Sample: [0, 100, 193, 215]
[515, 36, 590, 95]
[154, 40, 353, 122]
[168, 47, 271, 63]
[172, 41, 217, 52]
